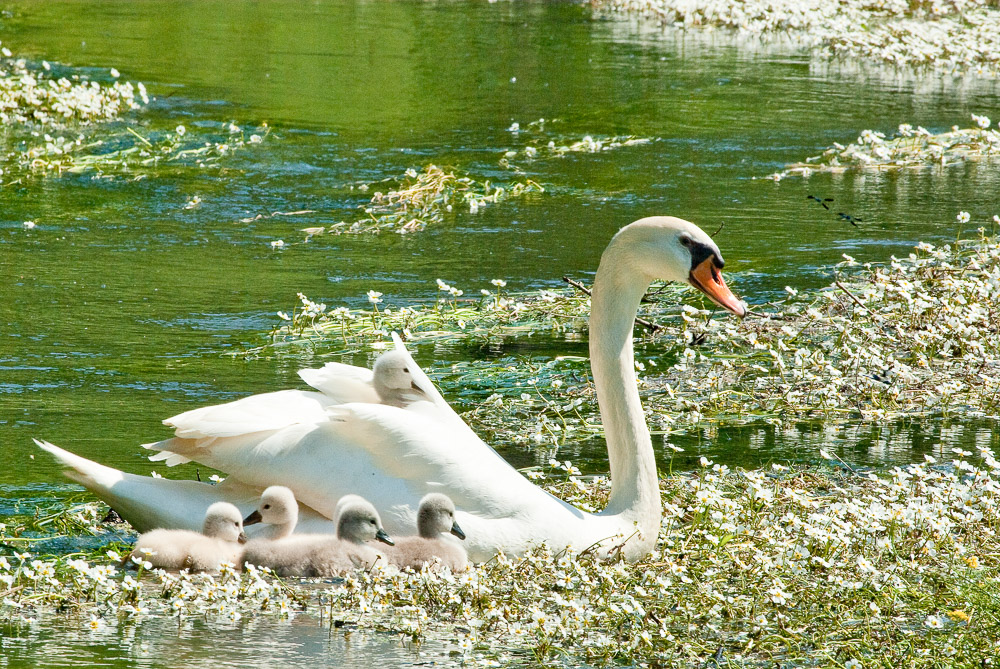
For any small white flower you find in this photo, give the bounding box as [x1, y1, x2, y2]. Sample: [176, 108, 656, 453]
[367, 290, 383, 304]
[972, 114, 991, 130]
[249, 134, 263, 144]
[110, 67, 120, 78]
[22, 221, 35, 230]
[957, 211, 971, 224]
[491, 279, 507, 288]
[175, 125, 186, 137]
[844, 659, 862, 669]
[277, 311, 291, 321]
[270, 240, 285, 249]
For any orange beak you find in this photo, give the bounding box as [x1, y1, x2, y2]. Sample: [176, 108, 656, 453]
[689, 257, 746, 317]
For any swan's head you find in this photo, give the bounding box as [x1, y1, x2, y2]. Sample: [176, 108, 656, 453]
[243, 485, 298, 529]
[337, 498, 394, 546]
[372, 350, 426, 402]
[202, 502, 247, 544]
[416, 493, 466, 540]
[614, 216, 746, 317]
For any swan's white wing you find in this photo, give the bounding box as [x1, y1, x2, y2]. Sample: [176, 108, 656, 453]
[161, 389, 334, 440]
[144, 402, 560, 523]
[297, 362, 379, 404]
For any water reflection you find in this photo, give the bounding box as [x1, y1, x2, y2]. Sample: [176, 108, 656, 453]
[0, 613, 446, 668]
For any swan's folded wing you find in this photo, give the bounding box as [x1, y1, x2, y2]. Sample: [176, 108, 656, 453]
[297, 362, 379, 404]
[160, 389, 333, 441]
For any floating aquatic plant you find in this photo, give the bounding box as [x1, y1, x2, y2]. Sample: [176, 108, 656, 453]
[4, 452, 1000, 666]
[326, 164, 544, 235]
[593, 0, 1000, 77]
[0, 43, 270, 186]
[249, 224, 1000, 450]
[769, 114, 1000, 179]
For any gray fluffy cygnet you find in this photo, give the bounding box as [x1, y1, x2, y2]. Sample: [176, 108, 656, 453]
[382, 493, 468, 572]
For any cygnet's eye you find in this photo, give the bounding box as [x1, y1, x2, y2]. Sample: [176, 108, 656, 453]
[402, 367, 409, 373]
[263, 504, 271, 510]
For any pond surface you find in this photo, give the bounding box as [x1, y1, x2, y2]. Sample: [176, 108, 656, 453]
[1, 0, 1000, 662]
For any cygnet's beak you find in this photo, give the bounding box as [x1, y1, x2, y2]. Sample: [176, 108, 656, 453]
[242, 509, 263, 527]
[376, 528, 394, 546]
[237, 531, 248, 545]
[450, 521, 466, 541]
[688, 256, 746, 318]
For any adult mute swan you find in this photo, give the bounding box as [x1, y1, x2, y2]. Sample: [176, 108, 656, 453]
[38, 217, 745, 563]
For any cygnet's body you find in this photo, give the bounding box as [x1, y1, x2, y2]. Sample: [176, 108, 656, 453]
[241, 496, 393, 577]
[306, 498, 395, 576]
[383, 493, 468, 572]
[130, 502, 245, 573]
[240, 485, 320, 574]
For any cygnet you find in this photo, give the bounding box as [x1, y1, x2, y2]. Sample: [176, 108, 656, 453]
[371, 350, 430, 407]
[130, 501, 246, 573]
[383, 493, 467, 572]
[241, 496, 393, 577]
[306, 497, 395, 576]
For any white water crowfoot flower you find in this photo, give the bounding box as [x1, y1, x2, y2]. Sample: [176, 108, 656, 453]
[596, 1, 1000, 78]
[957, 211, 971, 224]
[367, 291, 383, 305]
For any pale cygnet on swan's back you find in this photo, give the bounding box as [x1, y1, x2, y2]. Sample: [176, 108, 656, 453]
[307, 498, 394, 576]
[371, 350, 429, 407]
[130, 501, 246, 573]
[383, 493, 467, 571]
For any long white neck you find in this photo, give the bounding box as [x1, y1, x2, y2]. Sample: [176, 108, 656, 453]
[590, 234, 661, 551]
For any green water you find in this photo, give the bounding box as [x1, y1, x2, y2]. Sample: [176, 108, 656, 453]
[2, 0, 1000, 663]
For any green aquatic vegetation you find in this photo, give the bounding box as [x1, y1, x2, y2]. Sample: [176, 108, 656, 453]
[499, 133, 652, 169]
[4, 455, 1000, 666]
[8, 121, 272, 183]
[246, 278, 687, 358]
[0, 43, 271, 186]
[327, 164, 544, 235]
[253, 226, 1000, 448]
[770, 115, 1000, 179]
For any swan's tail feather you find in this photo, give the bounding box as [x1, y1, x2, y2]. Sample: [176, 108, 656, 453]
[33, 439, 125, 492]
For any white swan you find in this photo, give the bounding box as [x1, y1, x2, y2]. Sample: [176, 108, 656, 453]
[37, 217, 745, 563]
[383, 493, 468, 572]
[129, 501, 245, 573]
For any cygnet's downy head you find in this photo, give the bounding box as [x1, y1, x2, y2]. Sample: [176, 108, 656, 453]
[202, 502, 247, 544]
[417, 493, 466, 540]
[337, 498, 394, 546]
[372, 351, 427, 405]
[243, 485, 298, 529]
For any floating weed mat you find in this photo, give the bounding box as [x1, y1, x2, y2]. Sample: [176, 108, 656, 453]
[593, 0, 1000, 77]
[319, 164, 544, 235]
[4, 457, 1000, 666]
[249, 228, 1000, 449]
[242, 279, 690, 358]
[768, 114, 1000, 180]
[8, 121, 272, 184]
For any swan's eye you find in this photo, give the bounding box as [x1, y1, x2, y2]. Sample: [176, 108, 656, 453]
[679, 235, 693, 248]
